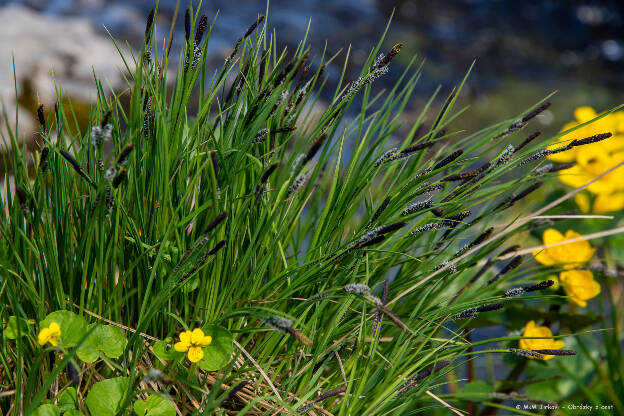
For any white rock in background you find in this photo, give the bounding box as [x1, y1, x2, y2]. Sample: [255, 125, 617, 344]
[0, 4, 129, 147]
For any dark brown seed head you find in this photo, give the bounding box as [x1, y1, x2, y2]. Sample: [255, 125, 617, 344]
[369, 196, 391, 226]
[40, 146, 50, 173]
[303, 133, 327, 165]
[517, 131, 542, 150]
[523, 279, 554, 293]
[37, 105, 46, 130]
[244, 14, 265, 38]
[112, 169, 128, 188]
[260, 163, 278, 183]
[101, 109, 112, 127]
[433, 150, 463, 170]
[376, 43, 403, 69]
[184, 8, 191, 41]
[532, 349, 576, 356]
[116, 143, 135, 166]
[195, 14, 208, 45]
[521, 102, 551, 123]
[569, 132, 612, 148]
[203, 211, 227, 234]
[144, 9, 155, 42]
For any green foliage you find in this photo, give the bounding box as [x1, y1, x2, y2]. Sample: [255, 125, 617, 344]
[85, 377, 130, 416]
[0, 3, 621, 415]
[133, 395, 176, 416]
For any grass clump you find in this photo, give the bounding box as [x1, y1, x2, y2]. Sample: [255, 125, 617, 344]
[1, 4, 622, 415]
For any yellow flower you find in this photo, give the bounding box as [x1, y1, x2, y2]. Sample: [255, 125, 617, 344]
[573, 192, 590, 213]
[519, 320, 565, 360]
[557, 142, 624, 195]
[532, 228, 595, 268]
[174, 328, 212, 363]
[547, 106, 624, 163]
[593, 192, 624, 214]
[38, 322, 61, 347]
[559, 270, 601, 307]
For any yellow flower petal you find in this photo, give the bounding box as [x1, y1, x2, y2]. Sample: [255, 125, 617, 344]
[573, 192, 590, 213]
[38, 322, 61, 346]
[179, 330, 192, 345]
[519, 320, 564, 360]
[174, 341, 190, 352]
[191, 328, 206, 345]
[198, 335, 212, 347]
[574, 106, 597, 123]
[559, 270, 601, 307]
[593, 192, 624, 213]
[187, 346, 204, 363]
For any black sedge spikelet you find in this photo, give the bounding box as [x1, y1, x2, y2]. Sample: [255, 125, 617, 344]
[195, 14, 208, 45]
[203, 211, 227, 234]
[144, 9, 154, 43]
[442, 169, 480, 182]
[260, 163, 278, 184]
[297, 387, 347, 413]
[303, 133, 327, 165]
[116, 143, 135, 166]
[509, 348, 544, 359]
[227, 15, 265, 63]
[39, 146, 50, 173]
[397, 361, 450, 396]
[225, 381, 250, 402]
[533, 349, 576, 356]
[523, 279, 555, 293]
[368, 196, 391, 228]
[184, 8, 191, 41]
[522, 102, 551, 123]
[15, 187, 29, 216]
[37, 104, 46, 131]
[433, 150, 463, 170]
[569, 132, 612, 147]
[402, 198, 433, 215]
[59, 150, 95, 187]
[112, 169, 128, 188]
[486, 255, 523, 285]
[375, 43, 403, 69]
[517, 131, 542, 150]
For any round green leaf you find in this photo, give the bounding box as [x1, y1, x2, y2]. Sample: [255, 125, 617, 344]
[77, 324, 127, 363]
[32, 404, 60, 416]
[196, 325, 233, 371]
[152, 338, 183, 361]
[133, 394, 176, 416]
[57, 387, 78, 412]
[85, 377, 131, 416]
[40, 311, 88, 346]
[5, 315, 31, 339]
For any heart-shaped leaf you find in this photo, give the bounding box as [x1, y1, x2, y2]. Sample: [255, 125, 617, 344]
[40, 311, 88, 346]
[197, 325, 233, 371]
[85, 377, 130, 416]
[77, 324, 126, 363]
[133, 394, 176, 416]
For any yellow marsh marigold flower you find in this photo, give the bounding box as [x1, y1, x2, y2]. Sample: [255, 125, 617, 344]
[38, 322, 61, 347]
[557, 142, 624, 195]
[519, 320, 565, 360]
[532, 228, 595, 268]
[547, 106, 624, 163]
[174, 328, 212, 363]
[559, 270, 601, 307]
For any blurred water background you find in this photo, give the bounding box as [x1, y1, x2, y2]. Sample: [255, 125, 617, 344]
[1, 0, 623, 132]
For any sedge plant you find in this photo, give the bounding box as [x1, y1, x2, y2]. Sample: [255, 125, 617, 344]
[1, 4, 623, 415]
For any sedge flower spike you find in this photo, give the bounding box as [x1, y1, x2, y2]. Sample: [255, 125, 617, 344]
[559, 270, 601, 307]
[174, 328, 212, 363]
[38, 322, 61, 347]
[532, 228, 595, 268]
[519, 320, 565, 360]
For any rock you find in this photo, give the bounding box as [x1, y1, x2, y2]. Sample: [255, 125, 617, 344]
[0, 4, 128, 153]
